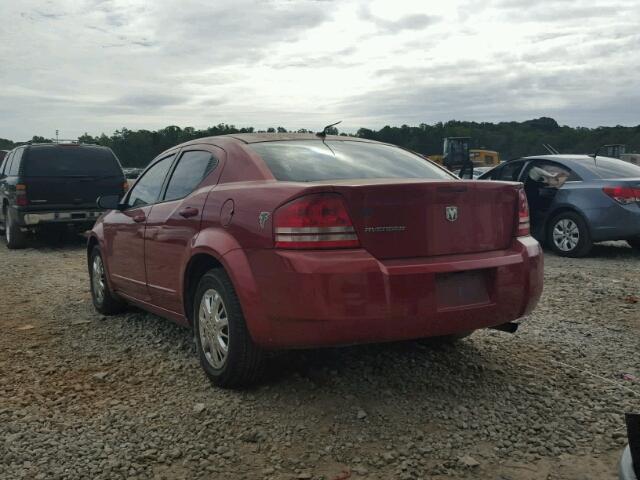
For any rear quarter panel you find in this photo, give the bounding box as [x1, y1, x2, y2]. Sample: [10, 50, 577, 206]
[555, 182, 640, 241]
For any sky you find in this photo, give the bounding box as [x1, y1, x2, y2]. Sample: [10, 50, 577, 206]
[0, 0, 639, 141]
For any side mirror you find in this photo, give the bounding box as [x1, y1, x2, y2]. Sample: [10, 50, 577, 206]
[97, 195, 122, 210]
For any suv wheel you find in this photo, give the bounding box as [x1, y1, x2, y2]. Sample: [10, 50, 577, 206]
[547, 211, 592, 257]
[193, 269, 264, 388]
[89, 247, 126, 315]
[5, 208, 27, 249]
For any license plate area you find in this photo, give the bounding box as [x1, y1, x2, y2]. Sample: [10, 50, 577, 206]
[436, 269, 491, 310]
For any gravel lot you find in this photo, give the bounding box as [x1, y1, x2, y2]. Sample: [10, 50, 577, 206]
[1, 237, 639, 480]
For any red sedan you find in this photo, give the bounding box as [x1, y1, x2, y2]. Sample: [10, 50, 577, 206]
[87, 133, 543, 387]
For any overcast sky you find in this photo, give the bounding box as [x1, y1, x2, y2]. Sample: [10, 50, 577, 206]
[1, 0, 639, 141]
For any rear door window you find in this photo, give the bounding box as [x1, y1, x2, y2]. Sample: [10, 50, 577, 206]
[126, 155, 175, 208]
[1, 151, 13, 175]
[527, 160, 581, 183]
[163, 151, 218, 202]
[248, 140, 454, 182]
[592, 157, 640, 179]
[23, 146, 122, 177]
[8, 148, 24, 175]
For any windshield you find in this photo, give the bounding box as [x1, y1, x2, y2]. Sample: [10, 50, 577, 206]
[248, 140, 454, 182]
[592, 157, 640, 179]
[24, 146, 122, 177]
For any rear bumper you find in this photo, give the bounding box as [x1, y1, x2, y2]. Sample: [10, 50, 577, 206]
[242, 236, 543, 349]
[18, 210, 102, 226]
[586, 203, 640, 241]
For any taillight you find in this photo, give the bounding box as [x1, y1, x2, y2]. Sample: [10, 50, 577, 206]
[16, 184, 28, 206]
[516, 188, 530, 237]
[603, 186, 640, 205]
[274, 193, 360, 249]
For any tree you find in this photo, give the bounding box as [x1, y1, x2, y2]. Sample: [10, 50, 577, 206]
[0, 138, 15, 150]
[4, 118, 639, 167]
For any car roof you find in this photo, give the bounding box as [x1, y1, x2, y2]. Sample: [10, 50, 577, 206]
[26, 143, 108, 148]
[180, 132, 381, 146]
[519, 154, 611, 163]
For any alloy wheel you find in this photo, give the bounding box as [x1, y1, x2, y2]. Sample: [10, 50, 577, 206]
[198, 288, 230, 369]
[552, 218, 579, 252]
[92, 256, 106, 304]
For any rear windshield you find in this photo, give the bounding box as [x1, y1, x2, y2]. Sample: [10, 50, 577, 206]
[248, 140, 454, 182]
[592, 157, 640, 179]
[23, 146, 122, 177]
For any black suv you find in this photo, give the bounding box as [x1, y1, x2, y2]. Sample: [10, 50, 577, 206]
[0, 143, 126, 248]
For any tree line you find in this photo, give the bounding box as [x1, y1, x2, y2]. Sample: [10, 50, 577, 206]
[2, 117, 639, 167]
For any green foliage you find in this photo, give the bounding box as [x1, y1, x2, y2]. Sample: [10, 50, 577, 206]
[72, 124, 254, 167]
[357, 118, 640, 160]
[31, 135, 53, 143]
[4, 118, 639, 166]
[0, 138, 15, 150]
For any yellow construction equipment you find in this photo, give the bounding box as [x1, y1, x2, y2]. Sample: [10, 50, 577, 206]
[469, 149, 500, 167]
[428, 138, 499, 168]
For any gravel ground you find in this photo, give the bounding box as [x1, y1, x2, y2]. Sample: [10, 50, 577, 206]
[1, 237, 639, 480]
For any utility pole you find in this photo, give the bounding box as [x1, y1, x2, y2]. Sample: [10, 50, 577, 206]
[55, 130, 59, 143]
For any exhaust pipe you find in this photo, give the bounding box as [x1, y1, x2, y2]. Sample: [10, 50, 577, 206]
[490, 322, 519, 333]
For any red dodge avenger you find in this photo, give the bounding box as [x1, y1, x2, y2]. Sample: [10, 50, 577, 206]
[88, 133, 543, 387]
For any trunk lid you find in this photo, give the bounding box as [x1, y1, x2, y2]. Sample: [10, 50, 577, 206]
[331, 180, 519, 259]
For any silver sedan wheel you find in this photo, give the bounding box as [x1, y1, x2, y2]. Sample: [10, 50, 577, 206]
[198, 289, 230, 369]
[92, 256, 106, 303]
[552, 218, 580, 252]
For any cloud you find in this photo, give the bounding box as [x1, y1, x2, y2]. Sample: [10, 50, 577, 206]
[115, 94, 191, 108]
[360, 5, 440, 34]
[0, 0, 638, 141]
[338, 56, 640, 128]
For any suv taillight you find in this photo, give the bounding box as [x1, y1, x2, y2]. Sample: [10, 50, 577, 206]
[603, 186, 640, 205]
[516, 188, 530, 237]
[274, 193, 360, 249]
[16, 184, 28, 206]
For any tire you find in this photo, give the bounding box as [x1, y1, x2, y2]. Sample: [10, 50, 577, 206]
[193, 268, 264, 388]
[89, 246, 126, 315]
[627, 237, 640, 251]
[546, 211, 592, 257]
[4, 208, 27, 249]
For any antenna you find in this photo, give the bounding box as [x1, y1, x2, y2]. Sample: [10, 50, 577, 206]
[316, 121, 342, 139]
[591, 145, 604, 167]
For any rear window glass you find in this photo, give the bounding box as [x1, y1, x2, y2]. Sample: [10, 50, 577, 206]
[592, 157, 640, 179]
[248, 140, 454, 182]
[23, 146, 122, 177]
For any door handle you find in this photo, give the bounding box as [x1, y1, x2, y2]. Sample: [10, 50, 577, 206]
[179, 207, 199, 218]
[133, 213, 146, 223]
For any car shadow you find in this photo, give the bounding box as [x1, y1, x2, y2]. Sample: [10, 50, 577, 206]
[589, 241, 639, 259]
[261, 336, 496, 393]
[545, 241, 638, 259]
[12, 229, 87, 251]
